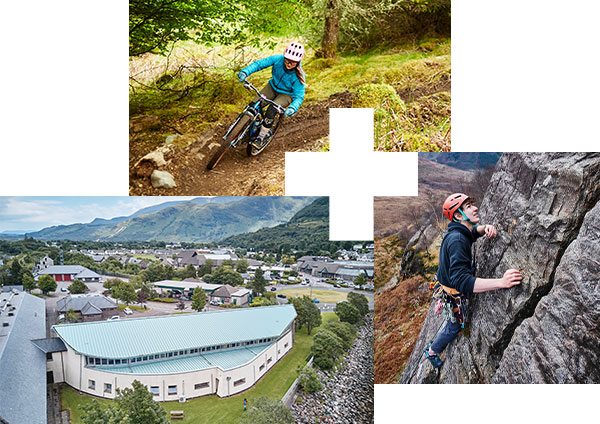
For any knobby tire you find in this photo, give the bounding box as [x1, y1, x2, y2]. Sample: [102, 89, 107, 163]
[207, 114, 251, 170]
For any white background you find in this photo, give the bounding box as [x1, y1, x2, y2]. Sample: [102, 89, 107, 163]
[0, 1, 598, 421]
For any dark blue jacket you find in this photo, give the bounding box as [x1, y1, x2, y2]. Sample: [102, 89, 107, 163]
[436, 222, 481, 294]
[240, 55, 306, 113]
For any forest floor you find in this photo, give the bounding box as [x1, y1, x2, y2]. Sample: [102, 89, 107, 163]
[129, 92, 352, 196]
[129, 38, 450, 196]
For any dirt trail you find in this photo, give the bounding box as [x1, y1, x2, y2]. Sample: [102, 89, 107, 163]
[129, 92, 353, 196]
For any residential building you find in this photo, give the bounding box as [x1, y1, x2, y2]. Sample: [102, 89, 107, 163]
[36, 265, 102, 283]
[57, 295, 118, 322]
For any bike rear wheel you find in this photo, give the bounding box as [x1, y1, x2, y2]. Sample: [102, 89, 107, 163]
[207, 113, 251, 170]
[246, 113, 283, 157]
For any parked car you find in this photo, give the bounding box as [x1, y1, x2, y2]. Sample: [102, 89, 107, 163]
[210, 300, 220, 306]
[276, 294, 287, 299]
[123, 307, 133, 315]
[108, 316, 120, 321]
[313, 299, 320, 303]
[60, 287, 68, 292]
[270, 287, 277, 291]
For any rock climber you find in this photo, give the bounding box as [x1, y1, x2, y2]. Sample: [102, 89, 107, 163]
[425, 193, 522, 368]
[238, 42, 306, 149]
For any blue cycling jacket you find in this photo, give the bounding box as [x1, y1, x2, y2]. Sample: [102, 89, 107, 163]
[240, 55, 306, 114]
[436, 222, 482, 294]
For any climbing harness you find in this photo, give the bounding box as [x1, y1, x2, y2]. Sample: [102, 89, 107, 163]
[398, 277, 470, 384]
[430, 276, 469, 328]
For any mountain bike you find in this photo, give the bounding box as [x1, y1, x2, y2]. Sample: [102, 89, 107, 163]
[206, 80, 285, 170]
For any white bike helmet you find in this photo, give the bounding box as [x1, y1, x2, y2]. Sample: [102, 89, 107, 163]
[284, 42, 305, 62]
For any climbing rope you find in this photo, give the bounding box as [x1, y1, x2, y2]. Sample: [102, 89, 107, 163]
[398, 317, 446, 384]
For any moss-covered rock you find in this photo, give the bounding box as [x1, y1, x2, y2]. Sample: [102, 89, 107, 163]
[353, 83, 404, 110]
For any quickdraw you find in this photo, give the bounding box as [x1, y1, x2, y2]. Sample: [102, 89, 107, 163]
[429, 277, 469, 328]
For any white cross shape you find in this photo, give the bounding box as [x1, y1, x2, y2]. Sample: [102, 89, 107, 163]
[285, 108, 418, 240]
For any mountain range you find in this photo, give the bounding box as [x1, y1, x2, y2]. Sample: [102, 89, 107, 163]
[27, 197, 318, 242]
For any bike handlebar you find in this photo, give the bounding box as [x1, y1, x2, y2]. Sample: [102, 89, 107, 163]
[242, 80, 286, 115]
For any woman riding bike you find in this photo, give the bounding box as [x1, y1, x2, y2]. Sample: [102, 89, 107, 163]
[237, 42, 306, 149]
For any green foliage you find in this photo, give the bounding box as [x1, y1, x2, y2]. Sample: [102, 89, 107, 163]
[66, 308, 78, 323]
[298, 365, 322, 393]
[323, 320, 356, 350]
[239, 396, 293, 424]
[198, 259, 213, 277]
[176, 264, 197, 280]
[22, 272, 36, 292]
[81, 380, 168, 424]
[347, 290, 369, 315]
[113, 282, 137, 305]
[130, 0, 246, 56]
[250, 295, 278, 307]
[334, 301, 361, 324]
[235, 259, 249, 273]
[311, 329, 344, 370]
[191, 288, 207, 312]
[38, 275, 57, 294]
[203, 266, 243, 286]
[141, 263, 174, 283]
[249, 268, 266, 297]
[68, 279, 88, 294]
[293, 296, 322, 335]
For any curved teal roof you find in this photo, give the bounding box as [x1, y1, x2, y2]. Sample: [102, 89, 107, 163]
[96, 342, 273, 374]
[52, 305, 296, 358]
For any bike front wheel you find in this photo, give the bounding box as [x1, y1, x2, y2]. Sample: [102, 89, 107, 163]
[207, 113, 251, 170]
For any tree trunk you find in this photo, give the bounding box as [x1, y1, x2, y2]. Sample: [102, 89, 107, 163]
[319, 0, 340, 58]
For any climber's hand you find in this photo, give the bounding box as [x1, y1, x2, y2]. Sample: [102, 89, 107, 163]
[501, 269, 522, 288]
[484, 224, 497, 239]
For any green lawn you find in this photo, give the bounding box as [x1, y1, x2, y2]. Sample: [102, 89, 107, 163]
[61, 312, 337, 423]
[117, 304, 148, 312]
[277, 288, 348, 303]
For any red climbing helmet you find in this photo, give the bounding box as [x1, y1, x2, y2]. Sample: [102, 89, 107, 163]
[443, 193, 471, 221]
[284, 42, 305, 62]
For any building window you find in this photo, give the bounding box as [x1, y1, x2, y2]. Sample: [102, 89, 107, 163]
[233, 378, 246, 387]
[88, 379, 96, 390]
[46, 352, 53, 361]
[284, 343, 288, 348]
[259, 364, 265, 371]
[194, 382, 209, 390]
[109, 359, 114, 365]
[101, 358, 107, 365]
[150, 386, 159, 396]
[104, 383, 112, 394]
[267, 357, 272, 364]
[168, 385, 177, 395]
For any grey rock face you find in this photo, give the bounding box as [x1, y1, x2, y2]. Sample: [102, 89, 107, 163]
[401, 153, 600, 384]
[493, 200, 600, 383]
[291, 313, 374, 423]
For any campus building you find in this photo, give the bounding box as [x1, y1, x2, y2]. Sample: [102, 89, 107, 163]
[35, 265, 102, 282]
[0, 290, 47, 424]
[50, 305, 297, 401]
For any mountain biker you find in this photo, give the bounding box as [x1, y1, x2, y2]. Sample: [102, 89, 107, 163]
[425, 193, 522, 368]
[237, 42, 306, 148]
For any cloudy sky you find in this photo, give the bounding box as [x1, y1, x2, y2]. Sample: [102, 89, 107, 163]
[0, 197, 198, 233]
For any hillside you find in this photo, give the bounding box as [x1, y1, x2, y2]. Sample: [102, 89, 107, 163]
[374, 156, 481, 239]
[392, 153, 600, 384]
[220, 197, 331, 253]
[28, 197, 316, 242]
